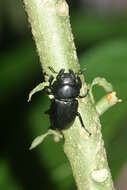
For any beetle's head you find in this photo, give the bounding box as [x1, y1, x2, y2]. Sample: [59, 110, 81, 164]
[53, 69, 81, 99]
[57, 69, 77, 86]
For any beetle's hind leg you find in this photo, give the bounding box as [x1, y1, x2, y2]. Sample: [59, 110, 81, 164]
[76, 112, 91, 136]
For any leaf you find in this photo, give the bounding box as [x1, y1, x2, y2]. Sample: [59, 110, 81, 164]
[91, 77, 113, 92]
[89, 77, 113, 103]
[30, 129, 62, 150]
[28, 82, 49, 102]
[30, 133, 49, 150]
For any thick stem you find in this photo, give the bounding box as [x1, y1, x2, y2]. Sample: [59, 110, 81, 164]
[23, 0, 115, 189]
[24, 0, 79, 73]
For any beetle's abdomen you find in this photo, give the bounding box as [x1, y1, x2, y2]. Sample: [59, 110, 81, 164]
[49, 99, 78, 130]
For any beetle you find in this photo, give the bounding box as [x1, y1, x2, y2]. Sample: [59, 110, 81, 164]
[44, 67, 91, 135]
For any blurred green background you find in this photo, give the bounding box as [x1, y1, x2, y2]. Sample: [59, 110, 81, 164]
[0, 0, 127, 190]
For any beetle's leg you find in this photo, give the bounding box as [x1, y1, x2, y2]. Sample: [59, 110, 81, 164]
[43, 71, 48, 77]
[56, 69, 65, 80]
[75, 70, 83, 76]
[58, 69, 65, 76]
[76, 112, 91, 136]
[44, 75, 54, 94]
[48, 66, 58, 74]
[49, 66, 65, 79]
[28, 81, 49, 102]
[49, 75, 54, 89]
[79, 88, 89, 98]
[76, 68, 86, 76]
[77, 76, 82, 89]
[77, 76, 88, 98]
[69, 69, 75, 79]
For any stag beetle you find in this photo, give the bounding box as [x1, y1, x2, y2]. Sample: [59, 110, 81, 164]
[44, 67, 91, 135]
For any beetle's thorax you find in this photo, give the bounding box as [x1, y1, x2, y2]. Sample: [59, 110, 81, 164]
[53, 83, 80, 100]
[52, 70, 81, 100]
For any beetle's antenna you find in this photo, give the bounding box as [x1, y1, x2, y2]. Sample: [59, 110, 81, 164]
[48, 66, 58, 74]
[76, 68, 87, 76]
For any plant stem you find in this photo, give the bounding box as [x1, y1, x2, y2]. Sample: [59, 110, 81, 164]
[23, 0, 116, 189]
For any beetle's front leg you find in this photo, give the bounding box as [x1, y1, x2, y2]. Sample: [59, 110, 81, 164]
[79, 88, 88, 98]
[28, 81, 49, 102]
[49, 75, 54, 90]
[77, 76, 88, 98]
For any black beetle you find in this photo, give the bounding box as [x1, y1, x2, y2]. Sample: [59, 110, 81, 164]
[45, 67, 91, 135]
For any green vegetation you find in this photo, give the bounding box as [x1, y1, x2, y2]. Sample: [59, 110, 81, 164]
[0, 1, 127, 189]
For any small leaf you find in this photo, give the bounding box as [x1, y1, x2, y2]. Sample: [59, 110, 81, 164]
[29, 129, 63, 150]
[96, 91, 121, 116]
[29, 133, 48, 150]
[91, 77, 113, 92]
[89, 77, 113, 103]
[28, 82, 49, 102]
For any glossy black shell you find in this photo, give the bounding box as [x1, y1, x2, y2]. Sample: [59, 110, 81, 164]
[47, 69, 82, 130]
[49, 99, 78, 130]
[52, 71, 81, 99]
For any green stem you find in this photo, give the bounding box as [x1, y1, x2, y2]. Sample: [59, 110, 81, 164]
[24, 0, 79, 73]
[23, 0, 115, 189]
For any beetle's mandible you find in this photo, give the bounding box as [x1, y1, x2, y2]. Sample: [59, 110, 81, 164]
[44, 67, 91, 135]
